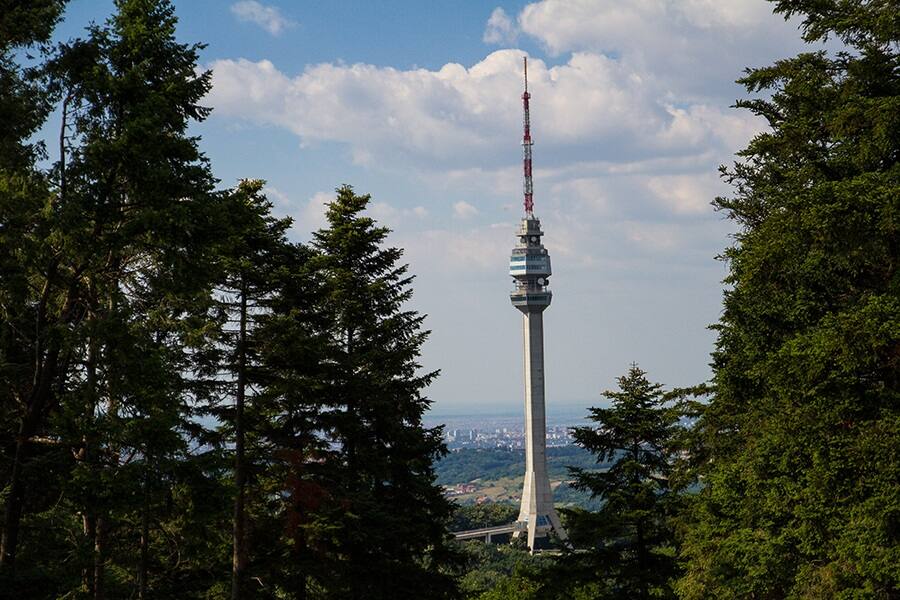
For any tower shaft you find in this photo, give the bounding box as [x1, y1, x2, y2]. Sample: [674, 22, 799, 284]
[517, 310, 567, 549]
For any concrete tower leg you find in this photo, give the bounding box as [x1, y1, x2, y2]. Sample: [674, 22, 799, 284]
[548, 509, 567, 542]
[528, 520, 538, 552]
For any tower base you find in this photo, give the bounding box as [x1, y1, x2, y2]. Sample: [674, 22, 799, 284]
[513, 508, 568, 552]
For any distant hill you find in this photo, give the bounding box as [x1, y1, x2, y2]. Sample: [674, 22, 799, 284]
[435, 445, 608, 486]
[436, 446, 611, 510]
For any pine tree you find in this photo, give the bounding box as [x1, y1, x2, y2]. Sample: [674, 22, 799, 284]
[678, 1, 900, 597]
[0, 0, 66, 168]
[562, 365, 680, 600]
[206, 179, 293, 599]
[250, 239, 329, 600]
[59, 0, 218, 591]
[2, 0, 225, 596]
[300, 185, 458, 599]
[0, 0, 71, 577]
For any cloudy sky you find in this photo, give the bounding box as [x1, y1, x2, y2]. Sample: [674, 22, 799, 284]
[53, 1, 816, 415]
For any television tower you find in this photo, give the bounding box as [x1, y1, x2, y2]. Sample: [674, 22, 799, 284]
[509, 57, 567, 550]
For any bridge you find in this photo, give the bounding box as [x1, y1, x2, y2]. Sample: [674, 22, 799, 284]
[452, 523, 520, 543]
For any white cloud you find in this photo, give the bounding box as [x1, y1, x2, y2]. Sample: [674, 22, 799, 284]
[645, 173, 725, 215]
[209, 56, 497, 166]
[204, 0, 805, 284]
[517, 0, 806, 98]
[453, 200, 479, 219]
[402, 228, 508, 273]
[416, 165, 522, 200]
[680, 0, 773, 29]
[369, 202, 436, 226]
[267, 190, 428, 236]
[207, 49, 749, 170]
[263, 185, 290, 207]
[369, 201, 399, 223]
[483, 7, 518, 45]
[548, 177, 612, 216]
[300, 191, 331, 233]
[261, 187, 330, 238]
[230, 1, 295, 36]
[623, 221, 681, 252]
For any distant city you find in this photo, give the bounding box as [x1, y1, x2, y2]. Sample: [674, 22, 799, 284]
[424, 412, 591, 451]
[441, 424, 576, 450]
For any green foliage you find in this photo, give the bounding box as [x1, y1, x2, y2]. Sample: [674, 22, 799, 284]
[457, 542, 549, 599]
[450, 503, 519, 531]
[679, 1, 900, 598]
[1, 3, 455, 600]
[557, 365, 682, 600]
[0, 9, 68, 573]
[10, 0, 896, 599]
[436, 446, 607, 487]
[45, 1, 224, 595]
[202, 178, 296, 599]
[275, 185, 459, 599]
[0, 0, 67, 168]
[1, 0, 228, 596]
[475, 572, 541, 600]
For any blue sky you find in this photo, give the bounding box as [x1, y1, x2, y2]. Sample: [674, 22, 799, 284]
[48, 1, 815, 415]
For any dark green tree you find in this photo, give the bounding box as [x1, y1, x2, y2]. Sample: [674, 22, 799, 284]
[248, 238, 330, 600]
[52, 1, 220, 594]
[2, 0, 228, 596]
[458, 542, 549, 600]
[0, 0, 67, 168]
[300, 185, 458, 599]
[206, 178, 293, 600]
[559, 365, 681, 599]
[0, 0, 70, 576]
[678, 1, 900, 597]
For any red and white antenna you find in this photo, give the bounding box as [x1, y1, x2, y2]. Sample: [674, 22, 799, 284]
[522, 57, 534, 216]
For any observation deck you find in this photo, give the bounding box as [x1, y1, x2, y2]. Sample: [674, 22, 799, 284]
[509, 216, 552, 311]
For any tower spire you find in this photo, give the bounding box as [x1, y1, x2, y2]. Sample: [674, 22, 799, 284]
[522, 57, 534, 216]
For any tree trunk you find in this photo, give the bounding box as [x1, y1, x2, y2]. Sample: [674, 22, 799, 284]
[291, 533, 307, 600]
[82, 330, 102, 599]
[138, 466, 151, 600]
[94, 516, 107, 600]
[0, 435, 27, 571]
[636, 518, 647, 599]
[82, 513, 96, 594]
[0, 344, 61, 569]
[231, 277, 249, 600]
[1, 272, 75, 570]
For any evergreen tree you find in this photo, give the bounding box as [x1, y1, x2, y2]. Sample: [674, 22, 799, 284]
[57, 0, 219, 592]
[206, 179, 294, 599]
[678, 1, 900, 597]
[300, 185, 458, 599]
[0, 0, 71, 577]
[250, 238, 330, 600]
[0, 0, 66, 168]
[2, 0, 227, 596]
[562, 365, 680, 600]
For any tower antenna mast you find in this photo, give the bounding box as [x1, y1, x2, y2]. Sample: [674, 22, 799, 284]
[522, 57, 534, 216]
